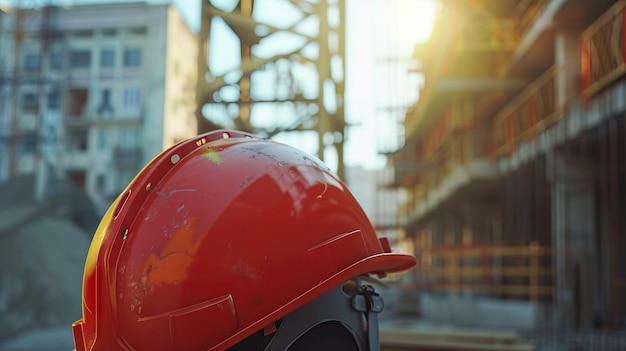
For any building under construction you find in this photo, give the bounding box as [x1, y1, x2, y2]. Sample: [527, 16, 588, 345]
[390, 0, 626, 332]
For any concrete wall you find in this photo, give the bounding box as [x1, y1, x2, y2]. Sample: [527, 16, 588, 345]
[549, 153, 597, 329]
[163, 5, 198, 149]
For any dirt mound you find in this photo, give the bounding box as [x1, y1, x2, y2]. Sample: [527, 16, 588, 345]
[0, 174, 100, 235]
[0, 175, 100, 349]
[0, 215, 90, 349]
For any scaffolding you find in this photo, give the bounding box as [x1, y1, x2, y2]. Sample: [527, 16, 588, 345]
[1, 2, 58, 200]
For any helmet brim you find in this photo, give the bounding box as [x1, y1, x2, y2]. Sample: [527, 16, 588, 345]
[215, 252, 417, 350]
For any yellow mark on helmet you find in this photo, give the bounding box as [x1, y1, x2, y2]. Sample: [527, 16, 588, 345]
[84, 198, 116, 278]
[203, 149, 222, 164]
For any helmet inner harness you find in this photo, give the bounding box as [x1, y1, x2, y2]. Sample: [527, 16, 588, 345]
[228, 277, 384, 351]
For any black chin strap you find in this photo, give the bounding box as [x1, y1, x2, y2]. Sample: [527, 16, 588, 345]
[264, 278, 384, 351]
[351, 284, 383, 351]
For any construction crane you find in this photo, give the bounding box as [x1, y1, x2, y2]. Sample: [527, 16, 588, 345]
[196, 0, 347, 178]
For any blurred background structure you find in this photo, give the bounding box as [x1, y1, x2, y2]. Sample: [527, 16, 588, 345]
[1, 0, 626, 350]
[0, 1, 198, 214]
[385, 0, 626, 349]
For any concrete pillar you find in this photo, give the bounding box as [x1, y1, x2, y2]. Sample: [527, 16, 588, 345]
[548, 150, 597, 329]
[554, 27, 582, 109]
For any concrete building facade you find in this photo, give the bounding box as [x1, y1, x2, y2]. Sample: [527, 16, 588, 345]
[0, 2, 198, 213]
[391, 0, 626, 332]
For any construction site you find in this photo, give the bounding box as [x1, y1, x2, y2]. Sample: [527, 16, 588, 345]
[1, 0, 626, 350]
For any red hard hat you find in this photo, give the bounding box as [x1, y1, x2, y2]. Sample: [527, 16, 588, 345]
[72, 130, 416, 351]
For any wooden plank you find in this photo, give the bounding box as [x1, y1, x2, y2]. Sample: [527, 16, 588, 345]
[380, 328, 537, 351]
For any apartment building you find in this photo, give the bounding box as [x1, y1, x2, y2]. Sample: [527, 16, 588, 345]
[0, 2, 198, 213]
[391, 0, 626, 332]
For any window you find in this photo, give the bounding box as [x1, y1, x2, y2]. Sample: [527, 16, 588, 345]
[67, 131, 88, 151]
[67, 171, 86, 190]
[49, 51, 63, 70]
[70, 50, 91, 69]
[97, 128, 109, 150]
[72, 30, 93, 38]
[101, 49, 115, 68]
[65, 88, 88, 116]
[17, 133, 37, 155]
[96, 174, 107, 192]
[123, 88, 141, 108]
[123, 48, 141, 67]
[47, 91, 60, 110]
[118, 127, 141, 149]
[126, 27, 147, 36]
[21, 93, 38, 111]
[102, 28, 117, 37]
[23, 53, 41, 72]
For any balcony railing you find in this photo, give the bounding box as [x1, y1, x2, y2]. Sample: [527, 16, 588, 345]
[422, 99, 475, 161]
[64, 150, 90, 170]
[422, 111, 450, 161]
[581, 0, 626, 97]
[491, 66, 559, 157]
[113, 147, 142, 168]
[415, 242, 553, 302]
[64, 114, 91, 128]
[65, 110, 142, 128]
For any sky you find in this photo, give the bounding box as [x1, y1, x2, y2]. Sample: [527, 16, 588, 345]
[2, 0, 437, 171]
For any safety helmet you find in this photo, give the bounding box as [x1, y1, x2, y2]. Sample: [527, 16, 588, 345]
[72, 129, 416, 351]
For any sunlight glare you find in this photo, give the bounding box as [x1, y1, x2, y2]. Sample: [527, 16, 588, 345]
[411, 0, 440, 44]
[382, 0, 439, 58]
